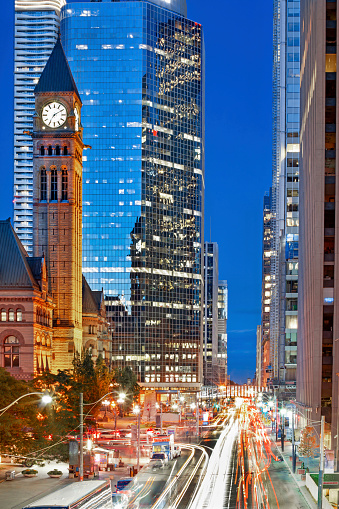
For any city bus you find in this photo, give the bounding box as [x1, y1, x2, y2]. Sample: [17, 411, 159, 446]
[22, 480, 112, 509]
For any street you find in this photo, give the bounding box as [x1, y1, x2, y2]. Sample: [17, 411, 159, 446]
[0, 405, 317, 509]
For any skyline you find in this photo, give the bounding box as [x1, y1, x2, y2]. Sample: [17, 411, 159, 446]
[0, 0, 273, 383]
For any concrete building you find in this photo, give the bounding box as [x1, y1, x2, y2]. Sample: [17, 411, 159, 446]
[217, 280, 228, 385]
[14, 0, 65, 255]
[297, 0, 338, 447]
[61, 0, 204, 391]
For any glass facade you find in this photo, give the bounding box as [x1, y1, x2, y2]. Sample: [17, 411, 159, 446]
[217, 280, 227, 385]
[203, 242, 218, 386]
[14, 0, 65, 255]
[61, 0, 204, 389]
[269, 0, 299, 394]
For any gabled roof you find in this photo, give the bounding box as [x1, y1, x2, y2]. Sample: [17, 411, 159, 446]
[34, 35, 81, 99]
[82, 276, 99, 315]
[92, 290, 103, 312]
[0, 219, 39, 289]
[27, 257, 44, 281]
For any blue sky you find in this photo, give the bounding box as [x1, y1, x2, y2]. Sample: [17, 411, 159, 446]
[0, 0, 273, 383]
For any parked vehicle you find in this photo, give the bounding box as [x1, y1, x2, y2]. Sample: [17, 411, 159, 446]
[149, 453, 167, 469]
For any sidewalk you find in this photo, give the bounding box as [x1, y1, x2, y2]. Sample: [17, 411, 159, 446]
[269, 430, 318, 509]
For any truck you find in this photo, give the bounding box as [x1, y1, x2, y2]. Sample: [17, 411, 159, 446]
[152, 434, 174, 461]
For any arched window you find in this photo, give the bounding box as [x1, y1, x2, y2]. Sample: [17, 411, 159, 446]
[4, 336, 20, 368]
[8, 309, 15, 322]
[1, 309, 6, 321]
[55, 145, 60, 156]
[40, 168, 47, 201]
[48, 146, 53, 156]
[16, 309, 22, 322]
[61, 169, 68, 201]
[40, 146, 45, 156]
[51, 169, 57, 201]
[63, 146, 68, 156]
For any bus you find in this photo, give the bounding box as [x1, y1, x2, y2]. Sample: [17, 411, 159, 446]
[22, 480, 112, 509]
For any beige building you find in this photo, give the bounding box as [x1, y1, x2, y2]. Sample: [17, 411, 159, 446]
[297, 0, 338, 446]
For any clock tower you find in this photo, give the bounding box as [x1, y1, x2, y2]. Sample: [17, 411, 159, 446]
[32, 36, 84, 372]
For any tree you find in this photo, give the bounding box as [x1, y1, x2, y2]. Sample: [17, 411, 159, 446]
[112, 366, 140, 411]
[0, 368, 47, 460]
[33, 351, 113, 461]
[298, 425, 318, 467]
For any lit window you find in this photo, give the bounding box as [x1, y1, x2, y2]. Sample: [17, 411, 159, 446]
[62, 169, 68, 201]
[1, 309, 6, 321]
[41, 168, 47, 201]
[16, 309, 22, 322]
[4, 336, 20, 368]
[8, 309, 15, 322]
[51, 169, 57, 201]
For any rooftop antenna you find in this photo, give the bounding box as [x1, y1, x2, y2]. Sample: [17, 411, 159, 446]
[210, 216, 212, 243]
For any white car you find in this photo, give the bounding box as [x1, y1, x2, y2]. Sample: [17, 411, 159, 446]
[149, 453, 167, 469]
[173, 445, 181, 458]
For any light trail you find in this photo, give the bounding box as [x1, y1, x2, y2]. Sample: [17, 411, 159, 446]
[150, 444, 208, 509]
[188, 415, 239, 509]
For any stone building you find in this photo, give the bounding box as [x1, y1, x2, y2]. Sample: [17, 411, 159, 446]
[0, 37, 110, 379]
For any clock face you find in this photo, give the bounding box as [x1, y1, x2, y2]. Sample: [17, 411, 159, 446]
[42, 102, 67, 128]
[74, 108, 79, 131]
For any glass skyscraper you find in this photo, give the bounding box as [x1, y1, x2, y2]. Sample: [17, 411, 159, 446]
[61, 0, 204, 390]
[14, 0, 65, 255]
[268, 0, 300, 397]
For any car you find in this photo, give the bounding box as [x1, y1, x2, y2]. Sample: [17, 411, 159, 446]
[149, 453, 166, 469]
[112, 492, 128, 508]
[115, 477, 133, 495]
[173, 445, 181, 458]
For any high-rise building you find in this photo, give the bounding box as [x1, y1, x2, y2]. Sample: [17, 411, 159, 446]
[260, 190, 273, 387]
[269, 0, 300, 399]
[256, 325, 262, 386]
[297, 0, 338, 446]
[203, 242, 218, 386]
[14, 0, 65, 255]
[61, 0, 204, 391]
[217, 280, 228, 385]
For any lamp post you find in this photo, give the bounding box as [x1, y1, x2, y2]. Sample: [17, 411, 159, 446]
[292, 406, 296, 473]
[80, 393, 84, 481]
[133, 405, 141, 473]
[117, 393, 126, 417]
[280, 407, 286, 452]
[103, 399, 110, 421]
[0, 392, 52, 417]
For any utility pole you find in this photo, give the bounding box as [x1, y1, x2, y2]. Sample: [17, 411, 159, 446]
[79, 392, 83, 482]
[275, 394, 278, 442]
[292, 406, 296, 473]
[318, 415, 325, 509]
[196, 394, 199, 439]
[137, 410, 141, 472]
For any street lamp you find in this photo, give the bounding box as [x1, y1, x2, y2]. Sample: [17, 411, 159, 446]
[280, 408, 286, 452]
[117, 393, 126, 417]
[0, 392, 52, 417]
[133, 405, 141, 473]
